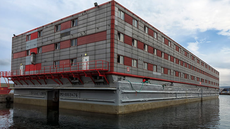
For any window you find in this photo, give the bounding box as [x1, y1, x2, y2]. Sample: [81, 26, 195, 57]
[132, 59, 137, 67]
[26, 50, 30, 56]
[71, 39, 77, 46]
[38, 30, 42, 37]
[118, 32, 124, 42]
[154, 32, 157, 39]
[37, 47, 42, 53]
[132, 39, 137, 47]
[168, 41, 171, 47]
[55, 24, 61, 32]
[70, 59, 77, 66]
[133, 19, 138, 27]
[168, 69, 171, 75]
[143, 62, 147, 70]
[72, 19, 78, 27]
[162, 52, 164, 58]
[117, 55, 124, 64]
[118, 10, 124, 20]
[162, 37, 164, 43]
[161, 67, 164, 73]
[54, 61, 59, 67]
[154, 48, 157, 55]
[144, 26, 148, 33]
[153, 65, 157, 72]
[27, 35, 31, 41]
[174, 58, 176, 63]
[168, 55, 170, 60]
[144, 44, 148, 51]
[55, 43, 60, 50]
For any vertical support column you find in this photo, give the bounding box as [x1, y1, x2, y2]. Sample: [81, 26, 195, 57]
[110, 0, 115, 72]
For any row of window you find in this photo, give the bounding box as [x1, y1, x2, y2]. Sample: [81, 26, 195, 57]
[117, 55, 218, 86]
[117, 9, 218, 75]
[117, 32, 218, 80]
[55, 19, 78, 32]
[26, 30, 43, 41]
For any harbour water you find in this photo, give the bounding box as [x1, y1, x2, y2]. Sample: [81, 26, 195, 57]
[0, 95, 229, 129]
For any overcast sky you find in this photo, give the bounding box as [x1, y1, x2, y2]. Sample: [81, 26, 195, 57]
[0, 0, 230, 86]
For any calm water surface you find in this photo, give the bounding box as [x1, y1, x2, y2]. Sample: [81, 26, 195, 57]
[0, 95, 230, 129]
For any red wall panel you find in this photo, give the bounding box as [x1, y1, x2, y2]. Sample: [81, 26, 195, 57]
[157, 50, 161, 57]
[42, 44, 54, 53]
[30, 32, 38, 40]
[60, 59, 70, 67]
[61, 21, 71, 30]
[30, 48, 37, 54]
[164, 38, 168, 46]
[60, 40, 71, 49]
[137, 41, 144, 50]
[13, 51, 26, 59]
[180, 60, 183, 66]
[164, 53, 168, 60]
[25, 63, 41, 71]
[175, 71, 179, 77]
[164, 68, 168, 74]
[184, 62, 187, 67]
[148, 64, 153, 71]
[176, 58, 179, 64]
[148, 28, 153, 36]
[176, 45, 179, 52]
[148, 46, 153, 54]
[124, 56, 132, 67]
[170, 56, 174, 62]
[78, 31, 106, 46]
[124, 35, 132, 46]
[184, 51, 187, 56]
[124, 13, 132, 25]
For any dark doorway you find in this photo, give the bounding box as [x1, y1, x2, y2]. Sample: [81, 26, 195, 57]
[47, 90, 59, 125]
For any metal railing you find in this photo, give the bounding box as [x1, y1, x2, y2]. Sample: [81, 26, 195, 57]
[0, 60, 109, 77]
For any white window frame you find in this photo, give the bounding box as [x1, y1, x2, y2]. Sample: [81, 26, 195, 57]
[118, 32, 124, 42]
[143, 62, 147, 70]
[162, 52, 164, 58]
[168, 55, 170, 60]
[38, 30, 42, 37]
[154, 49, 157, 55]
[162, 37, 164, 43]
[153, 65, 157, 72]
[56, 24, 61, 32]
[72, 19, 78, 27]
[117, 55, 124, 64]
[132, 39, 137, 47]
[168, 41, 171, 47]
[161, 67, 164, 73]
[168, 69, 171, 75]
[154, 32, 157, 39]
[132, 59, 137, 67]
[27, 35, 31, 41]
[144, 44, 148, 51]
[118, 10, 124, 20]
[55, 43, 60, 50]
[133, 19, 138, 27]
[37, 47, 42, 53]
[71, 39, 77, 46]
[144, 26, 148, 33]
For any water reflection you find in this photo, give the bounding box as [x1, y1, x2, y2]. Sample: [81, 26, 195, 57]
[0, 97, 225, 128]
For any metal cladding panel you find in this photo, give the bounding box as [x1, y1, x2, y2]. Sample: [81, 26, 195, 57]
[42, 44, 54, 53]
[31, 32, 38, 40]
[25, 63, 41, 71]
[148, 63, 153, 71]
[25, 56, 31, 65]
[148, 46, 153, 54]
[60, 40, 70, 49]
[124, 56, 132, 67]
[137, 41, 144, 50]
[60, 59, 70, 66]
[124, 13, 132, 25]
[164, 53, 168, 60]
[30, 48, 37, 54]
[78, 31, 107, 46]
[156, 49, 161, 57]
[61, 21, 71, 31]
[148, 28, 153, 37]
[26, 39, 37, 50]
[164, 38, 168, 46]
[124, 35, 132, 46]
[13, 51, 26, 59]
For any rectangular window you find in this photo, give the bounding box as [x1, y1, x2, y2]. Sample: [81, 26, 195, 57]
[144, 26, 148, 33]
[133, 19, 138, 27]
[118, 32, 124, 42]
[55, 43, 60, 50]
[143, 62, 147, 70]
[72, 19, 78, 27]
[55, 24, 61, 32]
[154, 32, 157, 39]
[132, 59, 137, 67]
[162, 52, 164, 58]
[132, 39, 137, 47]
[37, 47, 42, 53]
[118, 10, 124, 20]
[168, 69, 171, 75]
[26, 50, 30, 56]
[70, 59, 77, 66]
[174, 58, 176, 63]
[27, 35, 31, 41]
[168, 55, 170, 60]
[161, 67, 164, 73]
[54, 61, 60, 67]
[144, 44, 148, 51]
[168, 41, 171, 47]
[153, 65, 157, 72]
[71, 39, 77, 46]
[38, 30, 42, 37]
[154, 48, 157, 55]
[162, 37, 164, 43]
[117, 55, 124, 64]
